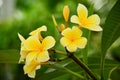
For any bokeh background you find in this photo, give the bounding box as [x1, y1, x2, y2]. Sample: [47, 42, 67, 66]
[0, 0, 120, 80]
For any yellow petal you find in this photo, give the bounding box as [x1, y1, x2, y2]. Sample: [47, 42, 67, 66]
[29, 26, 47, 36]
[67, 43, 77, 52]
[42, 36, 56, 50]
[63, 5, 70, 22]
[71, 15, 80, 25]
[60, 37, 71, 47]
[74, 37, 87, 48]
[19, 50, 29, 63]
[26, 52, 38, 65]
[77, 3, 88, 19]
[85, 25, 102, 31]
[72, 26, 82, 37]
[61, 26, 82, 42]
[61, 27, 71, 37]
[24, 60, 41, 78]
[87, 14, 100, 25]
[24, 36, 41, 50]
[28, 71, 35, 78]
[18, 33, 25, 42]
[37, 51, 50, 62]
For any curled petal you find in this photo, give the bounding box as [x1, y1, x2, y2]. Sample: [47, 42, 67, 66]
[37, 51, 50, 62]
[71, 15, 80, 25]
[29, 26, 47, 36]
[77, 3, 88, 19]
[42, 36, 56, 50]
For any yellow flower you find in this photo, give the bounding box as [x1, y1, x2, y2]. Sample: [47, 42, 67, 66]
[60, 26, 87, 52]
[71, 3, 102, 31]
[29, 26, 47, 41]
[63, 5, 70, 22]
[23, 60, 41, 78]
[18, 33, 29, 63]
[24, 35, 55, 65]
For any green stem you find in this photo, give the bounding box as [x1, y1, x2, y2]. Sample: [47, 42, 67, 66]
[49, 49, 67, 55]
[50, 49, 98, 79]
[67, 51, 98, 80]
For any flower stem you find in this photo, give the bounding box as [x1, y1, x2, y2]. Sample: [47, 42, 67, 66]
[66, 21, 68, 28]
[49, 49, 67, 55]
[67, 51, 98, 80]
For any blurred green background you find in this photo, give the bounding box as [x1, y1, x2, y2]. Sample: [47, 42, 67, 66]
[0, 0, 120, 80]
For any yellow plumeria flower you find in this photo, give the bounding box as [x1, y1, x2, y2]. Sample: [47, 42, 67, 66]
[24, 35, 55, 65]
[63, 5, 70, 22]
[18, 33, 29, 63]
[71, 3, 102, 31]
[60, 26, 87, 52]
[29, 25, 47, 41]
[23, 60, 41, 78]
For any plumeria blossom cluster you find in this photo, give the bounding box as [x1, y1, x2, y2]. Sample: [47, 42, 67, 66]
[53, 3, 102, 52]
[18, 3, 102, 78]
[18, 26, 55, 78]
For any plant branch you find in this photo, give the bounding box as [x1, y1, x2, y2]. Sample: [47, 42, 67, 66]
[66, 50, 98, 80]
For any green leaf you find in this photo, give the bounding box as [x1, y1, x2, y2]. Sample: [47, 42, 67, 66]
[102, 0, 120, 58]
[0, 49, 19, 63]
[101, 1, 120, 79]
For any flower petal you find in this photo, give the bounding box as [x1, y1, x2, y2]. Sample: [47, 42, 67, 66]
[87, 14, 100, 25]
[42, 36, 56, 50]
[77, 3, 88, 19]
[24, 36, 41, 50]
[18, 33, 25, 42]
[27, 71, 36, 78]
[29, 26, 47, 36]
[19, 50, 29, 63]
[23, 60, 41, 78]
[67, 43, 77, 52]
[74, 37, 87, 48]
[26, 52, 38, 65]
[61, 27, 71, 37]
[72, 26, 82, 37]
[71, 15, 80, 25]
[85, 25, 102, 31]
[37, 51, 50, 62]
[60, 37, 71, 47]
